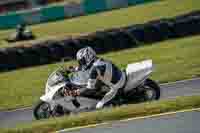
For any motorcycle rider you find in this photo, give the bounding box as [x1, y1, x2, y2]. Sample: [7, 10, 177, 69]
[73, 47, 126, 109]
[16, 23, 27, 39]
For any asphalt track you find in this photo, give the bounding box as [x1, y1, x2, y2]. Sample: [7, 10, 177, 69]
[0, 78, 200, 128]
[62, 109, 200, 133]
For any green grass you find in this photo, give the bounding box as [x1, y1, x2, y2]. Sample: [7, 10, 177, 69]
[0, 0, 200, 48]
[0, 35, 200, 110]
[2, 95, 200, 133]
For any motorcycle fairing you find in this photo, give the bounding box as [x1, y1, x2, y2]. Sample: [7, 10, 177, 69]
[124, 60, 153, 92]
[40, 82, 66, 103]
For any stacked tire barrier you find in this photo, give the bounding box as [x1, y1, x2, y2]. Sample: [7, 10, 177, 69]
[0, 11, 200, 72]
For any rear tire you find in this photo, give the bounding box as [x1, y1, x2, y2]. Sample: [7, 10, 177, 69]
[142, 79, 161, 101]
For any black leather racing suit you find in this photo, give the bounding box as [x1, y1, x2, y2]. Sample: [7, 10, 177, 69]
[81, 58, 126, 109]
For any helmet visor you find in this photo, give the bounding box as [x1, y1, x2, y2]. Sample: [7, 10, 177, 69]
[78, 58, 86, 67]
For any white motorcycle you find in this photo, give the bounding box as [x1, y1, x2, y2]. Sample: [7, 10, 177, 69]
[33, 60, 160, 120]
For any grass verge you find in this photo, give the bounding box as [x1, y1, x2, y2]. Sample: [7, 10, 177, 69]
[0, 35, 200, 110]
[1, 95, 200, 133]
[0, 0, 200, 48]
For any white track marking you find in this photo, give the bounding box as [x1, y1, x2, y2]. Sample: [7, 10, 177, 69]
[160, 77, 200, 85]
[57, 108, 200, 133]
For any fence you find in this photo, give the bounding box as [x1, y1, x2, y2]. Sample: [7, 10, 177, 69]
[0, 0, 159, 29]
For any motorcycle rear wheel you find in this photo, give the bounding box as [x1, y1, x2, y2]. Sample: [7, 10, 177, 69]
[142, 79, 161, 101]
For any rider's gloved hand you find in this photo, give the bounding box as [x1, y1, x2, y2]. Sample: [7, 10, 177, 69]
[68, 66, 75, 72]
[67, 66, 80, 72]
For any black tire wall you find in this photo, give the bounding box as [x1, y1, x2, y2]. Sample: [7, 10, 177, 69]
[1, 10, 200, 72]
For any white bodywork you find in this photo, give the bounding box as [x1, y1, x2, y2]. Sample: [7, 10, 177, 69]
[40, 60, 153, 110]
[40, 82, 66, 103]
[124, 60, 153, 92]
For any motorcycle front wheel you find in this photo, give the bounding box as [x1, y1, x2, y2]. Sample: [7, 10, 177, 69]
[33, 101, 52, 120]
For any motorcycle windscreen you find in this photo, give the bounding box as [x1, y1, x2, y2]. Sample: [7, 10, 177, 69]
[47, 71, 65, 87]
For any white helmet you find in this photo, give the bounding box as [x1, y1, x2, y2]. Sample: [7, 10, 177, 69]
[76, 47, 97, 69]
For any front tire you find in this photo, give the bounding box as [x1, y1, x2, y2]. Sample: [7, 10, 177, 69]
[33, 101, 52, 120]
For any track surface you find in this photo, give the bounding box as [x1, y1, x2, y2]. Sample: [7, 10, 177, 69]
[0, 78, 200, 128]
[63, 110, 200, 133]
